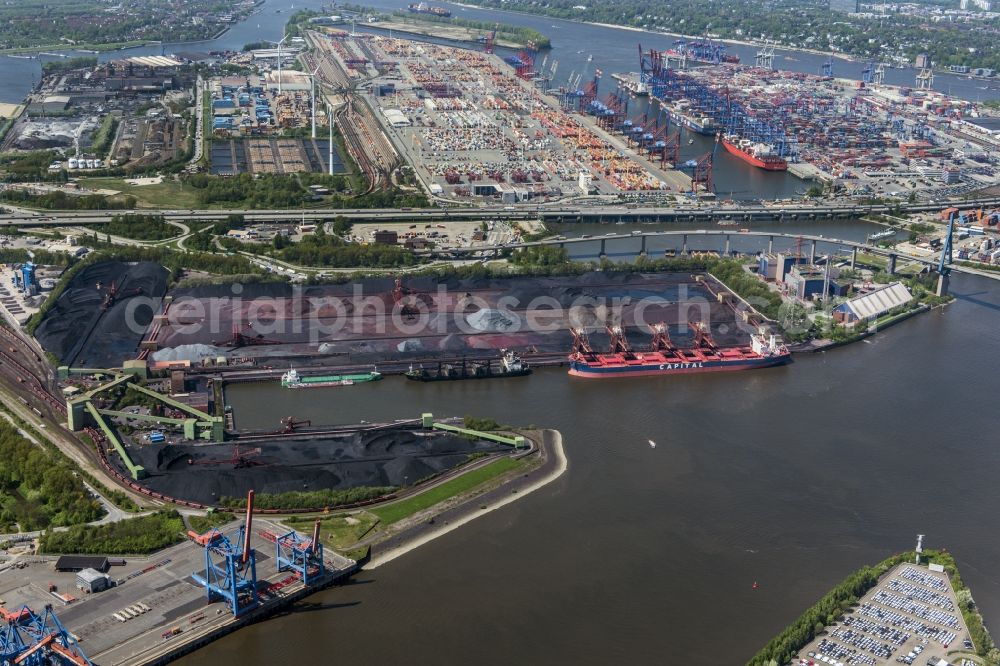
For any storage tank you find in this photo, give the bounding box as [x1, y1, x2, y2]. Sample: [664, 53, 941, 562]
[94, 159, 103, 168]
[68, 158, 79, 169]
[86, 159, 96, 169]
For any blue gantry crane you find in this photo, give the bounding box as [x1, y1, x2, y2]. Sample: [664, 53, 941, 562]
[673, 38, 730, 65]
[0, 605, 91, 665]
[638, 46, 796, 159]
[861, 61, 876, 85]
[190, 490, 259, 617]
[275, 520, 325, 585]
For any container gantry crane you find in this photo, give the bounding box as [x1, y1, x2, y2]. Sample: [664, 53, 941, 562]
[0, 604, 91, 665]
[275, 520, 325, 585]
[190, 490, 259, 617]
[483, 23, 497, 54]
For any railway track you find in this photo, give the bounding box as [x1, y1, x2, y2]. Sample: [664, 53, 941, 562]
[0, 326, 65, 417]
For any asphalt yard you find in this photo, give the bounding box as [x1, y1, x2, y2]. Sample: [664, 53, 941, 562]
[796, 563, 974, 666]
[0, 520, 354, 665]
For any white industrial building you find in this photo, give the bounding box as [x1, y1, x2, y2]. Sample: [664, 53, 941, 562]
[381, 108, 411, 127]
[833, 282, 912, 325]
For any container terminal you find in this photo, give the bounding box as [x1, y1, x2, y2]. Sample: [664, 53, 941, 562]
[587, 48, 1000, 200]
[0, 492, 357, 666]
[301, 27, 1000, 204]
[306, 30, 692, 201]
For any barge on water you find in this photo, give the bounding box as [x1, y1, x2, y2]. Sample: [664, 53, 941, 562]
[406, 350, 532, 382]
[281, 367, 382, 388]
[568, 323, 790, 378]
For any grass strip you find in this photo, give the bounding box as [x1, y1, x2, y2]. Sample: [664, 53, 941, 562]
[371, 457, 521, 525]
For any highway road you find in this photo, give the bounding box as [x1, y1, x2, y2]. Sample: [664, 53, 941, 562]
[2, 197, 1000, 226]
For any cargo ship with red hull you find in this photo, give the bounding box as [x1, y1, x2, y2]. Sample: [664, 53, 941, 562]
[721, 134, 787, 171]
[568, 323, 790, 378]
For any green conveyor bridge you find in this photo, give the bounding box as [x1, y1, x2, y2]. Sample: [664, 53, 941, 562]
[66, 369, 225, 480]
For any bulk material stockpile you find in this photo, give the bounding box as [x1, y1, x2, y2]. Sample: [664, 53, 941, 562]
[34, 261, 169, 367]
[123, 429, 508, 505]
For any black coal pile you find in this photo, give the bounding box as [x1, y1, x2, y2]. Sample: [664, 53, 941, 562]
[35, 261, 169, 366]
[125, 429, 506, 504]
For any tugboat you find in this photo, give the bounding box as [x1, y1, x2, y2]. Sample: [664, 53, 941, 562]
[406, 350, 532, 382]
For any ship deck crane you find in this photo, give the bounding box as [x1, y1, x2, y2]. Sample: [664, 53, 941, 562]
[689, 321, 719, 351]
[648, 322, 676, 352]
[570, 327, 596, 361]
[605, 324, 635, 359]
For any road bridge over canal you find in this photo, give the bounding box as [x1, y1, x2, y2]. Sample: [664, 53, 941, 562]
[430, 228, 1000, 289]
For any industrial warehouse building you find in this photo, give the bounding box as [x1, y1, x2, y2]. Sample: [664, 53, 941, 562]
[758, 252, 807, 283]
[784, 264, 849, 300]
[381, 108, 411, 127]
[55, 555, 110, 573]
[76, 568, 112, 593]
[833, 282, 912, 325]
